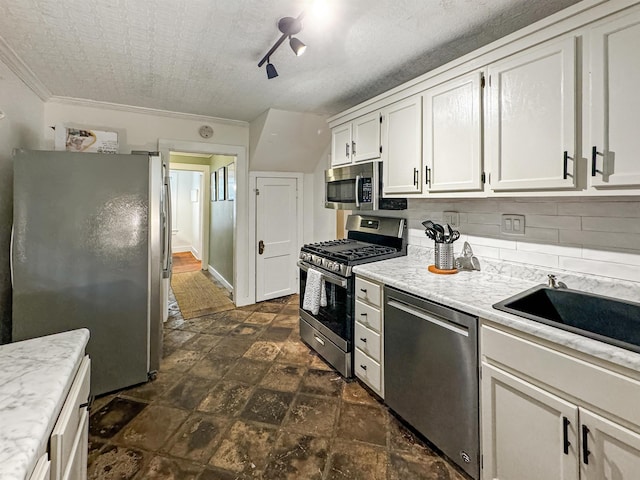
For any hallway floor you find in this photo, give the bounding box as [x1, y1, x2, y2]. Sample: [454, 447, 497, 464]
[87, 280, 468, 480]
[172, 252, 202, 273]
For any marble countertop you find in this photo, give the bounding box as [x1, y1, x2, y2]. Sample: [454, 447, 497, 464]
[353, 255, 640, 374]
[0, 329, 90, 480]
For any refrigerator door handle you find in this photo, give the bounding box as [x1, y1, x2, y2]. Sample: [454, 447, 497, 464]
[9, 224, 14, 287]
[162, 177, 172, 278]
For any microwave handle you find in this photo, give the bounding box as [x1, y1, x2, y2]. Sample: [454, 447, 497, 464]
[354, 175, 361, 208]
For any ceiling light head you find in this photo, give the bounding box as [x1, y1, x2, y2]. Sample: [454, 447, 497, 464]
[266, 61, 278, 79]
[278, 16, 303, 36]
[289, 37, 307, 56]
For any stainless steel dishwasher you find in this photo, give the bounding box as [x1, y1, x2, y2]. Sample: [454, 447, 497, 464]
[384, 286, 479, 480]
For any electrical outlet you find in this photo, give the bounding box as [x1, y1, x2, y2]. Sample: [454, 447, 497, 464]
[443, 211, 460, 228]
[501, 214, 525, 235]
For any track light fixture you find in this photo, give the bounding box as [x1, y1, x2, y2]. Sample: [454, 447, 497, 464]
[258, 11, 306, 79]
[266, 60, 278, 79]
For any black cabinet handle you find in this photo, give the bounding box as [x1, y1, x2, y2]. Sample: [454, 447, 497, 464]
[563, 151, 569, 180]
[591, 146, 604, 177]
[563, 417, 571, 454]
[352, 141, 356, 156]
[360, 364, 367, 370]
[360, 337, 367, 343]
[425, 166, 431, 186]
[413, 168, 418, 186]
[582, 425, 591, 464]
[360, 312, 367, 316]
[360, 288, 367, 293]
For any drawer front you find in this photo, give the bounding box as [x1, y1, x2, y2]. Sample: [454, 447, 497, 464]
[482, 325, 640, 428]
[355, 299, 382, 333]
[30, 454, 50, 480]
[355, 321, 382, 362]
[51, 356, 90, 480]
[62, 409, 88, 480]
[355, 276, 381, 307]
[354, 348, 383, 396]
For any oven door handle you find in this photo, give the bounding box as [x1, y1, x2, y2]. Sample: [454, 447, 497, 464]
[297, 261, 348, 288]
[354, 175, 361, 208]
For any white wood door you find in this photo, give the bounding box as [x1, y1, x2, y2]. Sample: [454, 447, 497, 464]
[352, 112, 381, 163]
[488, 37, 577, 191]
[255, 177, 298, 302]
[482, 363, 580, 480]
[588, 12, 640, 187]
[331, 123, 352, 167]
[424, 70, 483, 192]
[382, 96, 423, 194]
[580, 408, 640, 480]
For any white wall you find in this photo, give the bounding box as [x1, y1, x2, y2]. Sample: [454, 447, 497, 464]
[43, 100, 249, 153]
[303, 146, 336, 245]
[0, 59, 44, 343]
[171, 170, 201, 257]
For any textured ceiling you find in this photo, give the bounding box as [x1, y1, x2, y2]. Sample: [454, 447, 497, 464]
[0, 0, 581, 122]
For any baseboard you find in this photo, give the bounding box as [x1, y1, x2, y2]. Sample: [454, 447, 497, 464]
[190, 246, 201, 260]
[172, 245, 191, 253]
[207, 265, 233, 293]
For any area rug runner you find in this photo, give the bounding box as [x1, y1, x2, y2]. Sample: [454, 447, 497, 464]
[170, 271, 235, 319]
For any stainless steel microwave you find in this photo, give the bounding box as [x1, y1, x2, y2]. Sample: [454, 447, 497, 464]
[325, 162, 406, 211]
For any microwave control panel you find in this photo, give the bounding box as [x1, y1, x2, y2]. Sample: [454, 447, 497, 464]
[360, 177, 373, 203]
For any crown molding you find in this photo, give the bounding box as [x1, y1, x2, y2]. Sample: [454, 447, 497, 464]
[0, 35, 52, 101]
[48, 96, 250, 127]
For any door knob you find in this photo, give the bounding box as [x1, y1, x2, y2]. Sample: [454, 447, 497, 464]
[258, 240, 265, 255]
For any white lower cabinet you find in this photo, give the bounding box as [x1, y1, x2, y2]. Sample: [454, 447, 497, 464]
[481, 324, 640, 480]
[50, 356, 91, 480]
[29, 455, 51, 480]
[354, 275, 384, 398]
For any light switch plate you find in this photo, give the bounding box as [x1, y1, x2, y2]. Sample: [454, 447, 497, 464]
[443, 211, 460, 228]
[501, 214, 525, 235]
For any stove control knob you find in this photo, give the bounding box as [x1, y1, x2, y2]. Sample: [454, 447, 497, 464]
[330, 262, 341, 272]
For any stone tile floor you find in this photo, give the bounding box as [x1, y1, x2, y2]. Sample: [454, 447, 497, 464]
[88, 280, 468, 480]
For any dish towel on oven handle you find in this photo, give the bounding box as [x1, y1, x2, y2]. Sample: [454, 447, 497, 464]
[302, 268, 327, 315]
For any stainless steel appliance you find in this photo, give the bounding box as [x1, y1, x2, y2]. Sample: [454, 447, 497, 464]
[11, 149, 172, 395]
[298, 215, 406, 377]
[385, 286, 479, 480]
[325, 162, 407, 211]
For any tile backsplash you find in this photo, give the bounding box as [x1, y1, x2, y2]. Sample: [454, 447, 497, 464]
[382, 196, 640, 284]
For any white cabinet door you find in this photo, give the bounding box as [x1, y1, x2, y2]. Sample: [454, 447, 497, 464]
[423, 71, 483, 192]
[488, 37, 577, 191]
[588, 12, 640, 188]
[382, 96, 423, 194]
[352, 112, 381, 163]
[482, 363, 580, 480]
[580, 408, 640, 480]
[331, 123, 352, 167]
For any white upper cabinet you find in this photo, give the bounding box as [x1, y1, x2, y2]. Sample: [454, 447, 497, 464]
[423, 71, 484, 192]
[330, 112, 381, 167]
[330, 123, 352, 167]
[587, 11, 640, 188]
[382, 96, 423, 194]
[352, 112, 381, 163]
[488, 36, 578, 191]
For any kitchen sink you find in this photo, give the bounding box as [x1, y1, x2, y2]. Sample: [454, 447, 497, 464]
[493, 285, 640, 354]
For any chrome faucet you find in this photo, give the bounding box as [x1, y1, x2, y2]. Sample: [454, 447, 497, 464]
[548, 274, 568, 289]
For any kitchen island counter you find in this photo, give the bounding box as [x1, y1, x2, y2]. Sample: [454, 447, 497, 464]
[0, 328, 90, 480]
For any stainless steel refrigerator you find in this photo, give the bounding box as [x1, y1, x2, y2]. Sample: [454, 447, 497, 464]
[11, 149, 172, 395]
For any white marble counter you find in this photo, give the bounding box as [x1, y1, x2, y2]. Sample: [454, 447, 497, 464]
[353, 252, 640, 373]
[0, 329, 90, 480]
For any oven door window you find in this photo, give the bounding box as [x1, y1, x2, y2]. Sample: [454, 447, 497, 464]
[300, 269, 352, 341]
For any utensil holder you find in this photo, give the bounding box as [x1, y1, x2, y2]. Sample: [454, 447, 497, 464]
[434, 242, 454, 270]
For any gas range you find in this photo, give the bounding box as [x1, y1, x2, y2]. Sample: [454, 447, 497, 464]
[298, 214, 406, 378]
[300, 239, 403, 277]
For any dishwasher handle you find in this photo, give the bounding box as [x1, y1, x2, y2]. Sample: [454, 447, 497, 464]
[387, 298, 469, 337]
